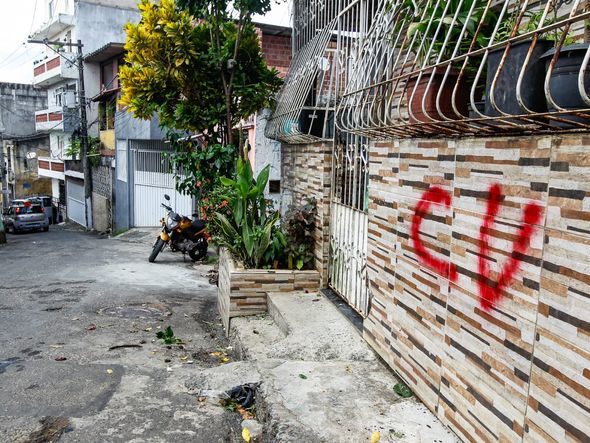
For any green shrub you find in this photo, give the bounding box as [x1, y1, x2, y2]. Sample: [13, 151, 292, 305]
[213, 158, 284, 269]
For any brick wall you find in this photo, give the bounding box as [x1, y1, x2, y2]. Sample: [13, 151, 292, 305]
[281, 143, 332, 286]
[261, 33, 292, 78]
[363, 134, 590, 442]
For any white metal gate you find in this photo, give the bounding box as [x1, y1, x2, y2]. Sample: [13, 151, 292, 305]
[66, 177, 86, 227]
[329, 132, 370, 316]
[131, 141, 193, 227]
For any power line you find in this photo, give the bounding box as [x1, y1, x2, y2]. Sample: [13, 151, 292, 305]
[0, 44, 28, 68]
[29, 0, 39, 35]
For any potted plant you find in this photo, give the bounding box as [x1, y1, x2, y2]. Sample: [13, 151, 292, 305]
[213, 158, 321, 331]
[485, 10, 556, 117]
[398, 0, 496, 122]
[539, 3, 590, 126]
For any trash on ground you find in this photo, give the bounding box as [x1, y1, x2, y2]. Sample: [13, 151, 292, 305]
[86, 324, 97, 331]
[54, 356, 67, 361]
[106, 368, 113, 375]
[108, 344, 142, 351]
[371, 431, 381, 443]
[242, 427, 251, 442]
[225, 383, 259, 409]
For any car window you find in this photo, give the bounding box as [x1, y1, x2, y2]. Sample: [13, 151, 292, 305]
[42, 197, 51, 207]
[15, 206, 43, 214]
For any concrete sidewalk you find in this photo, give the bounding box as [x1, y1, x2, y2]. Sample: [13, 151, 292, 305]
[186, 291, 458, 443]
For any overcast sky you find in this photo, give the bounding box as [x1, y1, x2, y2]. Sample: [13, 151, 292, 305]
[0, 0, 291, 85]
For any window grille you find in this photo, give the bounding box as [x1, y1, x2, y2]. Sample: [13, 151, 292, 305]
[336, 0, 590, 138]
[266, 0, 380, 143]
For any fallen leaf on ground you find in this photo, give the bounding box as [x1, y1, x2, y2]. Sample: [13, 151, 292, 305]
[106, 368, 113, 375]
[221, 357, 230, 363]
[371, 431, 381, 443]
[54, 356, 67, 361]
[298, 373, 308, 379]
[345, 365, 352, 373]
[144, 327, 152, 332]
[86, 324, 97, 331]
[237, 406, 255, 420]
[242, 427, 251, 442]
[49, 344, 63, 349]
[180, 355, 188, 361]
[70, 317, 80, 321]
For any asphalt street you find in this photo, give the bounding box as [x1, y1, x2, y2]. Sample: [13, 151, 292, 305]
[0, 226, 243, 442]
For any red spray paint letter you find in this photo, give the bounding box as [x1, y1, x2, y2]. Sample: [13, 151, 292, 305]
[477, 184, 543, 310]
[411, 187, 458, 282]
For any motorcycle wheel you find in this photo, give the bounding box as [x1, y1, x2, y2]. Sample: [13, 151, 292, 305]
[149, 238, 166, 263]
[189, 238, 208, 262]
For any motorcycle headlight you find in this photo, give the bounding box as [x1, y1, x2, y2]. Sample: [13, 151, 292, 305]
[166, 214, 179, 230]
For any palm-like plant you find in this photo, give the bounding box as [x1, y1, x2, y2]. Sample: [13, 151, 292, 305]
[214, 158, 282, 268]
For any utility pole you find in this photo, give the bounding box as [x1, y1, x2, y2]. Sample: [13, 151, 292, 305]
[28, 39, 92, 228]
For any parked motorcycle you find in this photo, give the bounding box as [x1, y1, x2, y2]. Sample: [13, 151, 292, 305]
[149, 194, 208, 263]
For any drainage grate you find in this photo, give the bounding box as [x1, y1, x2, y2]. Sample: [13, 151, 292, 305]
[98, 304, 170, 319]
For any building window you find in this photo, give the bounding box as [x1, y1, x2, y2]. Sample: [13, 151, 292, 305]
[269, 180, 281, 193]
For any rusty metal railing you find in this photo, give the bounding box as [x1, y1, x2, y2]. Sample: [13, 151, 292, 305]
[336, 0, 590, 138]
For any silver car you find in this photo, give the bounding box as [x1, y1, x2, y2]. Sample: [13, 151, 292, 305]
[4, 204, 49, 233]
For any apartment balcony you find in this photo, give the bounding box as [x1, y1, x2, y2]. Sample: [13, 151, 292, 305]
[38, 157, 65, 181]
[33, 53, 78, 88]
[30, 13, 75, 41]
[35, 107, 78, 133]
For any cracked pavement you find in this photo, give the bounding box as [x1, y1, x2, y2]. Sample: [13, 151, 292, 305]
[0, 226, 245, 442]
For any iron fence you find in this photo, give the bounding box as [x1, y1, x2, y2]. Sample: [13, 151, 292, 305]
[268, 0, 590, 142]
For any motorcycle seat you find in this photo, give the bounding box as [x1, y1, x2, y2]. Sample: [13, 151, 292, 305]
[192, 219, 206, 232]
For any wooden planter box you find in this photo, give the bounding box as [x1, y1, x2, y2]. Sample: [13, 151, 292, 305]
[218, 248, 321, 332]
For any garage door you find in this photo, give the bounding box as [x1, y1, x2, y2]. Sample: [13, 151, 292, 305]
[131, 141, 193, 227]
[66, 178, 86, 227]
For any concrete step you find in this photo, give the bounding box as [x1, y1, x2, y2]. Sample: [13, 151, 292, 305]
[225, 291, 459, 442]
[233, 291, 376, 362]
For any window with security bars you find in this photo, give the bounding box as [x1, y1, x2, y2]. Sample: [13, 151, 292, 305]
[336, 0, 590, 138]
[332, 132, 370, 211]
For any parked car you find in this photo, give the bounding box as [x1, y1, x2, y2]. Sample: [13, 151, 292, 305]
[27, 196, 54, 224]
[3, 203, 49, 233]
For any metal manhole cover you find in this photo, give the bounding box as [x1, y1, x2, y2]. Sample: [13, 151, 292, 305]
[98, 304, 170, 319]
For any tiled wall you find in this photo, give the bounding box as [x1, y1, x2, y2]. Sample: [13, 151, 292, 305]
[363, 134, 590, 442]
[281, 143, 332, 285]
[218, 249, 321, 332]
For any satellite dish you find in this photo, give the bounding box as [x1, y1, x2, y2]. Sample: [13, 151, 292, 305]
[26, 152, 37, 159]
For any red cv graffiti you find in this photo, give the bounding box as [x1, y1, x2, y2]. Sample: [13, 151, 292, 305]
[411, 184, 543, 310]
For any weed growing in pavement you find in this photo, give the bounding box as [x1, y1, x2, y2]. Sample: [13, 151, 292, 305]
[393, 381, 414, 398]
[156, 326, 183, 345]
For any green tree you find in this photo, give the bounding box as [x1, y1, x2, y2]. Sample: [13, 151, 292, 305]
[120, 0, 282, 197]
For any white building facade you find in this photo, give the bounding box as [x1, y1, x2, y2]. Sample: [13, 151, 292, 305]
[33, 0, 139, 226]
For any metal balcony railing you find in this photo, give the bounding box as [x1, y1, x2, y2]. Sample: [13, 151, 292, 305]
[268, 0, 590, 142]
[337, 0, 590, 138]
[266, 0, 380, 143]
